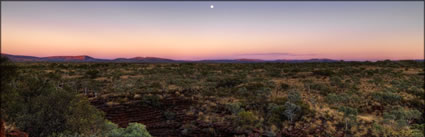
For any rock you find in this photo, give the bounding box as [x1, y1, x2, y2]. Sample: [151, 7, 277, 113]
[6, 130, 28, 137]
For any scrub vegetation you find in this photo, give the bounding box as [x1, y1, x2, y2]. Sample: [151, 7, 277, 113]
[1, 57, 424, 137]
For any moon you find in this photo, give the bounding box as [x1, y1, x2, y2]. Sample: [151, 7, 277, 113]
[210, 5, 214, 9]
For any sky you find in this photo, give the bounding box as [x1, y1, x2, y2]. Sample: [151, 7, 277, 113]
[1, 1, 424, 61]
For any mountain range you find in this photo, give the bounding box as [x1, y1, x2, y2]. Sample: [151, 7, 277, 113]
[1, 53, 422, 63]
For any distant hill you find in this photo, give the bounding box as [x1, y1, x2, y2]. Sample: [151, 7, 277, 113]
[1, 53, 176, 63]
[1, 53, 422, 63]
[1, 54, 44, 62]
[1, 54, 109, 62]
[113, 57, 176, 63]
[43, 55, 110, 62]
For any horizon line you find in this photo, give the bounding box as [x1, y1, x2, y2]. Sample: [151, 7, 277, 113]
[1, 52, 423, 62]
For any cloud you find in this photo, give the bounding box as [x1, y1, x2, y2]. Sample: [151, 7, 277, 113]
[238, 52, 316, 56]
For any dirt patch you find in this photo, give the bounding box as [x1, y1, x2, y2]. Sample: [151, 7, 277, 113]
[358, 114, 377, 122]
[90, 90, 248, 137]
[91, 91, 197, 136]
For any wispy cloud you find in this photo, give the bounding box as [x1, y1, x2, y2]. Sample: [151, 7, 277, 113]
[220, 52, 319, 60]
[238, 52, 317, 57]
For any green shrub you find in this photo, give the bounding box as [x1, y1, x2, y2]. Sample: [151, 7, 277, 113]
[338, 106, 358, 131]
[383, 107, 422, 129]
[216, 77, 244, 88]
[236, 111, 258, 125]
[266, 103, 286, 125]
[284, 101, 300, 123]
[372, 91, 402, 105]
[107, 122, 152, 137]
[225, 102, 244, 114]
[1, 74, 106, 137]
[310, 82, 332, 95]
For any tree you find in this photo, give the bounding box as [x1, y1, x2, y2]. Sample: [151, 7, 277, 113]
[338, 106, 358, 132]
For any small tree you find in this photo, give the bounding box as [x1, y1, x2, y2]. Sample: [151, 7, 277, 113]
[338, 106, 358, 132]
[284, 102, 300, 123]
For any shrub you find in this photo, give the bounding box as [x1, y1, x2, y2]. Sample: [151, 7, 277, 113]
[280, 83, 290, 90]
[325, 93, 351, 106]
[225, 102, 244, 114]
[1, 74, 106, 137]
[164, 111, 176, 120]
[85, 69, 100, 79]
[141, 95, 162, 107]
[383, 107, 422, 129]
[266, 103, 286, 125]
[236, 111, 258, 125]
[287, 90, 301, 104]
[310, 82, 332, 95]
[216, 77, 244, 88]
[372, 91, 402, 105]
[338, 106, 358, 131]
[312, 69, 334, 77]
[107, 122, 152, 137]
[150, 81, 163, 89]
[283, 102, 300, 123]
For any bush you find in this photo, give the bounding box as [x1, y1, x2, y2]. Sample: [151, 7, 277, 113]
[310, 82, 332, 95]
[225, 102, 244, 114]
[85, 69, 100, 79]
[236, 111, 258, 125]
[216, 77, 244, 88]
[284, 102, 300, 123]
[372, 91, 402, 105]
[383, 107, 422, 129]
[326, 93, 349, 105]
[338, 106, 358, 131]
[280, 83, 290, 90]
[164, 111, 176, 120]
[266, 103, 286, 126]
[313, 69, 334, 77]
[141, 95, 162, 107]
[1, 74, 106, 137]
[107, 122, 152, 137]
[287, 90, 301, 103]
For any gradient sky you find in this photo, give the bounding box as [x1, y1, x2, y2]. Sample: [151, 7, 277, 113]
[1, 1, 424, 60]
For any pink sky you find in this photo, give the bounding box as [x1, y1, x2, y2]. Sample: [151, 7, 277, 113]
[1, 2, 424, 61]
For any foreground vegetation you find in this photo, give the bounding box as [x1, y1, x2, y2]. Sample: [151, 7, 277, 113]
[1, 57, 151, 137]
[1, 57, 424, 137]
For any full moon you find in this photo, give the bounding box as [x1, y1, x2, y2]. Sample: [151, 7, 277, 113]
[210, 5, 214, 9]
